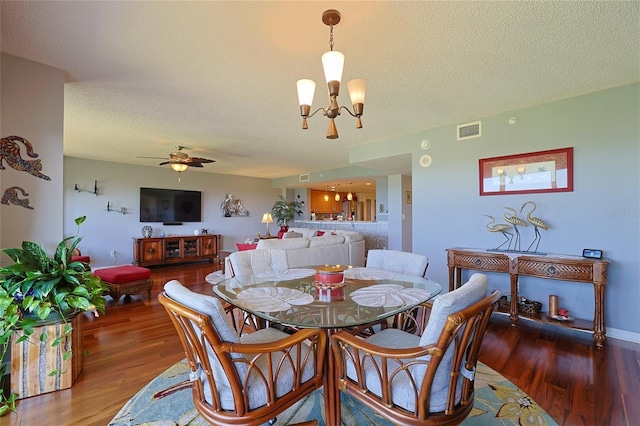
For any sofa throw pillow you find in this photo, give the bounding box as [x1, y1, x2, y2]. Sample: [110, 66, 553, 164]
[236, 243, 257, 251]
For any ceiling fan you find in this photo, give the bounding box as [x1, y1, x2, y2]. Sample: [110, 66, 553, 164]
[140, 146, 215, 168]
[139, 146, 215, 181]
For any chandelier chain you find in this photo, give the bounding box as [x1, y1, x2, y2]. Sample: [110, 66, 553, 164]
[329, 24, 334, 51]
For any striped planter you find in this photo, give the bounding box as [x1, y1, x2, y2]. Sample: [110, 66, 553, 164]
[10, 312, 83, 399]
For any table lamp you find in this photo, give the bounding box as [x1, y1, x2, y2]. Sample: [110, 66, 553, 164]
[261, 212, 273, 237]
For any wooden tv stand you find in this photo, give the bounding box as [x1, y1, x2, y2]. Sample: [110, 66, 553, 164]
[133, 234, 220, 267]
[445, 247, 610, 347]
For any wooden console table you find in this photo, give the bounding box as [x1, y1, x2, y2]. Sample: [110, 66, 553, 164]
[446, 247, 610, 347]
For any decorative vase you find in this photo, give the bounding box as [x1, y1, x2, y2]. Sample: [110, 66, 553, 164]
[277, 226, 289, 239]
[142, 226, 152, 238]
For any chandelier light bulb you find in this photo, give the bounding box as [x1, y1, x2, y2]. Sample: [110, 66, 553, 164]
[322, 51, 344, 84]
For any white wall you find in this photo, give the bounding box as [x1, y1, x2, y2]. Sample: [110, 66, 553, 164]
[351, 83, 640, 338]
[0, 54, 65, 259]
[64, 157, 280, 268]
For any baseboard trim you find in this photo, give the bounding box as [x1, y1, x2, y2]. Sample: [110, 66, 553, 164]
[606, 327, 640, 344]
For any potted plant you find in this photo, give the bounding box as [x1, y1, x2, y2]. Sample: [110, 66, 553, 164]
[271, 196, 302, 237]
[0, 216, 108, 415]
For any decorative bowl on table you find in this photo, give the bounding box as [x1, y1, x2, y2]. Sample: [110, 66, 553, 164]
[313, 265, 347, 289]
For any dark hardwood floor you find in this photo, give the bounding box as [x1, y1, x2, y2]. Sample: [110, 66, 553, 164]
[2, 263, 637, 425]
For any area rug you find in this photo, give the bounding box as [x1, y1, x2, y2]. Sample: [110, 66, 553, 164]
[109, 360, 557, 426]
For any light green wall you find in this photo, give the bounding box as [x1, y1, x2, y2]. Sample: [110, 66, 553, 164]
[64, 157, 281, 267]
[353, 83, 640, 337]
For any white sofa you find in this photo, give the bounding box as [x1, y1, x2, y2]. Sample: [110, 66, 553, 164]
[225, 231, 365, 278]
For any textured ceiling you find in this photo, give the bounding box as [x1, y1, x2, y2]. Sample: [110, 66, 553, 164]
[1, 1, 638, 193]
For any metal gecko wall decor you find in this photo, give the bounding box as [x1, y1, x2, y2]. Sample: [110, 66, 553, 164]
[1, 186, 34, 210]
[0, 135, 53, 210]
[0, 136, 51, 181]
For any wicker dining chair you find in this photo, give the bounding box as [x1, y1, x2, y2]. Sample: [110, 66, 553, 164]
[159, 280, 326, 426]
[332, 273, 500, 425]
[358, 249, 430, 335]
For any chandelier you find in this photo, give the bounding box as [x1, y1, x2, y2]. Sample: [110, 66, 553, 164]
[296, 9, 366, 139]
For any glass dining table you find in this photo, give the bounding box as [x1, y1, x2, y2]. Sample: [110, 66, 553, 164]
[212, 267, 442, 426]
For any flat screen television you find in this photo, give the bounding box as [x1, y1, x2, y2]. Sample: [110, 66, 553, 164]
[140, 187, 202, 224]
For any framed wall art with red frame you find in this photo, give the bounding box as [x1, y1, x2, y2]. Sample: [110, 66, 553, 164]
[479, 147, 573, 196]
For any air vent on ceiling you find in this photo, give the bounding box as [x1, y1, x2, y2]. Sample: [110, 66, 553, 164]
[457, 121, 482, 141]
[299, 173, 310, 182]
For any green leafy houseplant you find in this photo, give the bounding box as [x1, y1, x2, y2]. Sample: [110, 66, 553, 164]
[271, 195, 302, 227]
[0, 216, 108, 415]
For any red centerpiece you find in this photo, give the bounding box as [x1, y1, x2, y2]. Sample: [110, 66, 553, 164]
[313, 265, 347, 289]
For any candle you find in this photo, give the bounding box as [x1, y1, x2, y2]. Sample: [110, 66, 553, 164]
[549, 295, 559, 317]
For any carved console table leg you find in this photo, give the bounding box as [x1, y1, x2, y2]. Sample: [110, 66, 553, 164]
[593, 282, 606, 347]
[509, 274, 520, 325]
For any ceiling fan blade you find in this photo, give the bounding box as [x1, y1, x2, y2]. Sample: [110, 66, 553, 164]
[158, 161, 172, 166]
[188, 157, 215, 164]
[189, 163, 204, 168]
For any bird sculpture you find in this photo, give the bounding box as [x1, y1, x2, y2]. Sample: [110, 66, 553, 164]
[503, 206, 528, 251]
[484, 215, 513, 250]
[520, 201, 549, 252]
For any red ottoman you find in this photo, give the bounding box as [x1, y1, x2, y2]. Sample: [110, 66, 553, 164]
[94, 265, 153, 305]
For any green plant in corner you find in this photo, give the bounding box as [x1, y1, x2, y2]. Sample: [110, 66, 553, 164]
[271, 195, 302, 227]
[0, 216, 108, 415]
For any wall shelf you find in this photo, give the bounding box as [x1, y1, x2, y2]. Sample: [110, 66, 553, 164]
[106, 202, 128, 214]
[75, 180, 98, 195]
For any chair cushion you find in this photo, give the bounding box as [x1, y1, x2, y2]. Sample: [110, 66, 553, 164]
[164, 280, 246, 402]
[71, 255, 91, 263]
[419, 273, 488, 346]
[164, 280, 238, 343]
[94, 265, 150, 283]
[345, 274, 488, 414]
[365, 250, 428, 277]
[417, 273, 488, 412]
[201, 326, 318, 411]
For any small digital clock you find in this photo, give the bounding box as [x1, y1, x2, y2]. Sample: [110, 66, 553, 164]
[582, 249, 603, 259]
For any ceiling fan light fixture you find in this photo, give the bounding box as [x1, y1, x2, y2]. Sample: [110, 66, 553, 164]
[170, 162, 188, 172]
